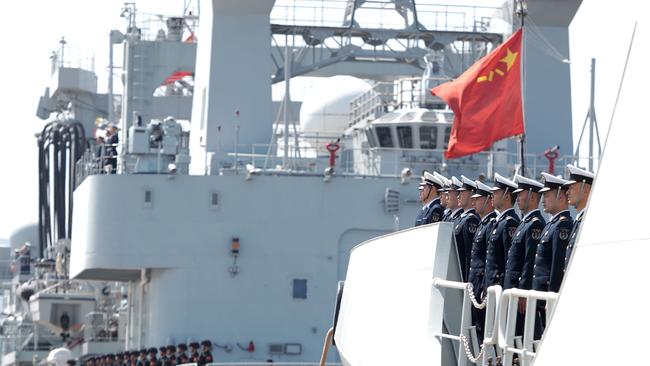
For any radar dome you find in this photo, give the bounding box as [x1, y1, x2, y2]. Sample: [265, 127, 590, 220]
[300, 76, 372, 153]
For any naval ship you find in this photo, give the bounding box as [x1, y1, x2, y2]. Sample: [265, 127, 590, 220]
[3, 0, 589, 365]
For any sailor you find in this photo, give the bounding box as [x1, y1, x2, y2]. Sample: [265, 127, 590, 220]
[453, 176, 480, 281]
[484, 173, 520, 290]
[506, 175, 546, 291]
[137, 349, 147, 366]
[147, 348, 157, 366]
[414, 171, 445, 226]
[467, 180, 497, 342]
[414, 172, 433, 226]
[443, 176, 464, 222]
[533, 172, 573, 338]
[564, 164, 595, 265]
[199, 340, 214, 365]
[434, 172, 451, 219]
[505, 175, 546, 336]
[189, 342, 201, 363]
[164, 345, 176, 366]
[176, 343, 188, 363]
[158, 347, 167, 366]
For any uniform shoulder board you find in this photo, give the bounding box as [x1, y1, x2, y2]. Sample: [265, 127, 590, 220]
[558, 215, 570, 221]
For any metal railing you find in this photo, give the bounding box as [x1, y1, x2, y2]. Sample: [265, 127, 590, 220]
[432, 278, 560, 366]
[498, 288, 559, 366]
[270, 0, 507, 34]
[432, 279, 503, 366]
[75, 139, 595, 186]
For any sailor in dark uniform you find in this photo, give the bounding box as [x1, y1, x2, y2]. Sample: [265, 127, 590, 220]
[199, 340, 214, 365]
[507, 175, 546, 292]
[158, 347, 167, 366]
[454, 176, 480, 282]
[434, 172, 451, 219]
[532, 172, 573, 338]
[176, 344, 187, 364]
[164, 345, 177, 366]
[137, 349, 147, 366]
[564, 164, 595, 266]
[415, 172, 446, 226]
[443, 176, 464, 222]
[505, 174, 546, 335]
[484, 173, 520, 290]
[414, 172, 434, 226]
[467, 180, 497, 342]
[189, 342, 201, 364]
[147, 348, 157, 366]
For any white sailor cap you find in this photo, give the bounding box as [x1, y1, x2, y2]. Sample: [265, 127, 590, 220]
[539, 172, 570, 193]
[564, 164, 595, 186]
[421, 171, 444, 190]
[490, 173, 518, 193]
[433, 172, 449, 191]
[457, 175, 477, 192]
[513, 174, 544, 193]
[472, 180, 494, 198]
[449, 176, 463, 191]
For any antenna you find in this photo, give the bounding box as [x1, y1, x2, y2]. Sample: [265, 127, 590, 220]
[574, 58, 602, 171]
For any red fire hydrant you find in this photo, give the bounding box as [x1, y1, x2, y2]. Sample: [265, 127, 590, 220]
[326, 139, 340, 168]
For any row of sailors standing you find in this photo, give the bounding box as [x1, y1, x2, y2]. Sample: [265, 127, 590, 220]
[414, 165, 594, 339]
[84, 341, 214, 366]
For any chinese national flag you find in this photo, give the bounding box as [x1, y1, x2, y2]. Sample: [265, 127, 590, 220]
[432, 29, 524, 159]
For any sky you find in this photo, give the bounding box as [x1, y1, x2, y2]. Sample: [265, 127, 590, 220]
[0, 0, 645, 239]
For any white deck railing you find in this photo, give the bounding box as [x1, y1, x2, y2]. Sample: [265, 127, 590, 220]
[432, 278, 559, 366]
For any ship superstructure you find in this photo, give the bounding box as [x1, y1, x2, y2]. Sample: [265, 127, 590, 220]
[3, 1, 585, 365]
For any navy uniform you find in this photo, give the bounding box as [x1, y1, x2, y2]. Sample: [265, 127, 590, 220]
[467, 181, 496, 342]
[164, 345, 176, 366]
[158, 348, 167, 366]
[176, 344, 187, 364]
[506, 175, 547, 290]
[414, 172, 444, 226]
[533, 173, 573, 339]
[434, 172, 451, 219]
[564, 164, 595, 265]
[199, 340, 214, 365]
[484, 174, 520, 289]
[454, 176, 480, 282]
[443, 176, 464, 222]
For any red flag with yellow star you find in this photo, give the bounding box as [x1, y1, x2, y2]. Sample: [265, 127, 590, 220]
[432, 29, 524, 159]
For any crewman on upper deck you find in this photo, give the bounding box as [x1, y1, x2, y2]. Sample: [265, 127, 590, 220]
[453, 176, 480, 282]
[532, 172, 573, 338]
[564, 165, 595, 265]
[484, 173, 520, 289]
[467, 180, 496, 342]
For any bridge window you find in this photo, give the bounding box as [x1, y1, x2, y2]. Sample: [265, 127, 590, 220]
[396, 126, 413, 148]
[444, 127, 452, 148]
[365, 128, 378, 147]
[419, 126, 438, 149]
[376, 127, 394, 147]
